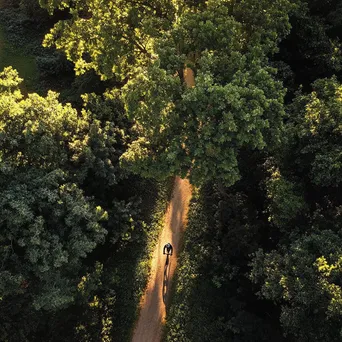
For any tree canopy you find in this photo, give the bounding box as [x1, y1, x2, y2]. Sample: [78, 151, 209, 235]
[1, 0, 342, 340]
[0, 67, 109, 338]
[38, 0, 297, 185]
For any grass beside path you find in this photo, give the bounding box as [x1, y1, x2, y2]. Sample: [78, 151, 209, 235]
[0, 24, 38, 93]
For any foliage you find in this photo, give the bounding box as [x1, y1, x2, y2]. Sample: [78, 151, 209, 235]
[165, 184, 284, 341]
[41, 0, 176, 79]
[2, 0, 342, 341]
[50, 178, 173, 342]
[266, 166, 306, 229]
[121, 58, 286, 186]
[287, 77, 342, 187]
[0, 67, 108, 339]
[250, 230, 342, 341]
[0, 65, 158, 342]
[277, 0, 342, 88]
[40, 0, 294, 186]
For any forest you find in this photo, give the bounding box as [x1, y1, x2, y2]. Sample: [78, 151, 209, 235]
[0, 0, 342, 341]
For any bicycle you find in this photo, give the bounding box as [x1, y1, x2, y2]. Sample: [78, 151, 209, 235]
[163, 251, 172, 265]
[163, 251, 172, 303]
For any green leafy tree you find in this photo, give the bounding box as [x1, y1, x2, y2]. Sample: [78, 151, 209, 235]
[287, 76, 342, 187]
[250, 230, 342, 341]
[77, 90, 144, 244]
[277, 0, 342, 87]
[121, 58, 286, 186]
[0, 67, 108, 339]
[40, 0, 295, 78]
[266, 166, 306, 229]
[41, 0, 176, 79]
[120, 0, 292, 185]
[40, 0, 293, 186]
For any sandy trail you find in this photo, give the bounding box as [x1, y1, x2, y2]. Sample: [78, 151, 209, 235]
[131, 177, 192, 342]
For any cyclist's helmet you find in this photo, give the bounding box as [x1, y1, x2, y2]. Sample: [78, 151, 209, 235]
[166, 243, 171, 248]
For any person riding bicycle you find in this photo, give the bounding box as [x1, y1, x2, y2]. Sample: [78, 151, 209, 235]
[163, 243, 173, 256]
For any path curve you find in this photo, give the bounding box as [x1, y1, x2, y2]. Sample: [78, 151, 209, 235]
[131, 177, 192, 342]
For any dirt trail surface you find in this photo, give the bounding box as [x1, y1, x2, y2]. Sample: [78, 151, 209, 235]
[131, 177, 192, 342]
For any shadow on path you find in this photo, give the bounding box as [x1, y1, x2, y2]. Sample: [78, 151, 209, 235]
[162, 255, 172, 304]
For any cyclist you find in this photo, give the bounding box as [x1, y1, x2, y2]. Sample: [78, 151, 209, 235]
[163, 242, 173, 256]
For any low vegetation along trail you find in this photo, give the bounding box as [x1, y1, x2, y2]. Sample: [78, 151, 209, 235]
[132, 177, 192, 342]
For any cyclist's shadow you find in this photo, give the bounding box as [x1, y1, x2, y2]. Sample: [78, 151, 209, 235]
[162, 254, 171, 304]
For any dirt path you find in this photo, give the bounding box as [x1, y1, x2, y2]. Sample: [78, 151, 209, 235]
[131, 177, 192, 342]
